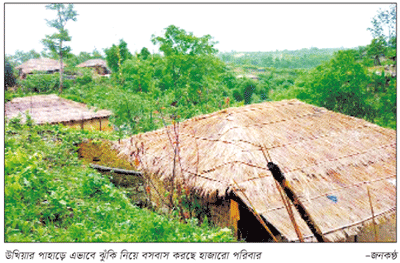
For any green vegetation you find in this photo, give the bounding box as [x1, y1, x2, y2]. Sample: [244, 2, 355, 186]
[4, 118, 235, 242]
[219, 47, 343, 69]
[269, 49, 396, 129]
[41, 4, 78, 93]
[4, 5, 396, 242]
[104, 39, 133, 74]
[6, 20, 396, 131]
[269, 6, 396, 129]
[60, 25, 238, 135]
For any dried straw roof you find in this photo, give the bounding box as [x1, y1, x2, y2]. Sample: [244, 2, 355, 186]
[5, 94, 112, 125]
[114, 99, 396, 242]
[15, 58, 66, 74]
[76, 59, 108, 68]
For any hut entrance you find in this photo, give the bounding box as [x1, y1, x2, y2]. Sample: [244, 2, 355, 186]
[233, 198, 282, 242]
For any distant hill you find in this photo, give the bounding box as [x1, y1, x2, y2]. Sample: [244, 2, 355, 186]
[218, 47, 346, 69]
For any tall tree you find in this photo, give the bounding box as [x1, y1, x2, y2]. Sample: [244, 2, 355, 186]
[296, 50, 374, 120]
[151, 25, 226, 107]
[104, 39, 133, 74]
[42, 4, 77, 94]
[121, 57, 154, 93]
[368, 5, 396, 46]
[138, 47, 151, 60]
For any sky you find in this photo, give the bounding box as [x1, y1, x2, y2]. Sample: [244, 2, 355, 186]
[4, 3, 392, 56]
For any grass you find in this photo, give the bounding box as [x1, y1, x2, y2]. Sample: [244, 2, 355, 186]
[4, 118, 235, 242]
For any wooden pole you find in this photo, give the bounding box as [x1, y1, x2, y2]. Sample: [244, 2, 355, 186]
[367, 185, 378, 242]
[90, 163, 142, 176]
[260, 146, 304, 242]
[232, 179, 278, 242]
[267, 162, 327, 242]
[275, 180, 304, 242]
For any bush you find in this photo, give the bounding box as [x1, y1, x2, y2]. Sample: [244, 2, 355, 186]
[75, 69, 93, 86]
[4, 121, 235, 242]
[20, 73, 73, 93]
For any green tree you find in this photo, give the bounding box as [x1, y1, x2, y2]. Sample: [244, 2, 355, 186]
[5, 58, 16, 89]
[104, 39, 132, 74]
[41, 4, 78, 94]
[138, 47, 151, 60]
[121, 57, 154, 93]
[92, 48, 103, 59]
[377, 78, 396, 128]
[234, 78, 258, 105]
[367, 37, 387, 66]
[151, 25, 226, 107]
[296, 50, 375, 120]
[152, 25, 217, 56]
[366, 5, 397, 65]
[368, 5, 396, 46]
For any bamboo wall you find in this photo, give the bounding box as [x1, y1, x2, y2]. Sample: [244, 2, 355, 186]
[208, 199, 233, 228]
[64, 117, 113, 131]
[143, 173, 236, 232]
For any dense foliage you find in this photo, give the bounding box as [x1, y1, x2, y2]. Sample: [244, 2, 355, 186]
[267, 6, 396, 129]
[4, 118, 235, 242]
[104, 39, 133, 74]
[298, 50, 375, 119]
[7, 23, 396, 133]
[219, 48, 343, 69]
[4, 9, 397, 242]
[270, 49, 396, 129]
[71, 25, 240, 135]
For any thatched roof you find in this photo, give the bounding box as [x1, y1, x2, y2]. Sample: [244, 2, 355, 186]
[114, 99, 396, 242]
[15, 58, 66, 74]
[5, 94, 112, 125]
[76, 59, 108, 68]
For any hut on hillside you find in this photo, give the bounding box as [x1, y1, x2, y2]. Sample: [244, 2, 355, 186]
[15, 58, 66, 79]
[5, 94, 113, 131]
[76, 59, 111, 75]
[114, 99, 396, 242]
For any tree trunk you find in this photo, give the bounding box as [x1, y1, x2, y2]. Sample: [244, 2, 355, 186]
[374, 55, 381, 66]
[59, 40, 63, 94]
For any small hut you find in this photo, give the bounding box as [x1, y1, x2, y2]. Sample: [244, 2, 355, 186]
[76, 59, 111, 75]
[15, 58, 66, 79]
[114, 99, 396, 242]
[5, 94, 113, 131]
